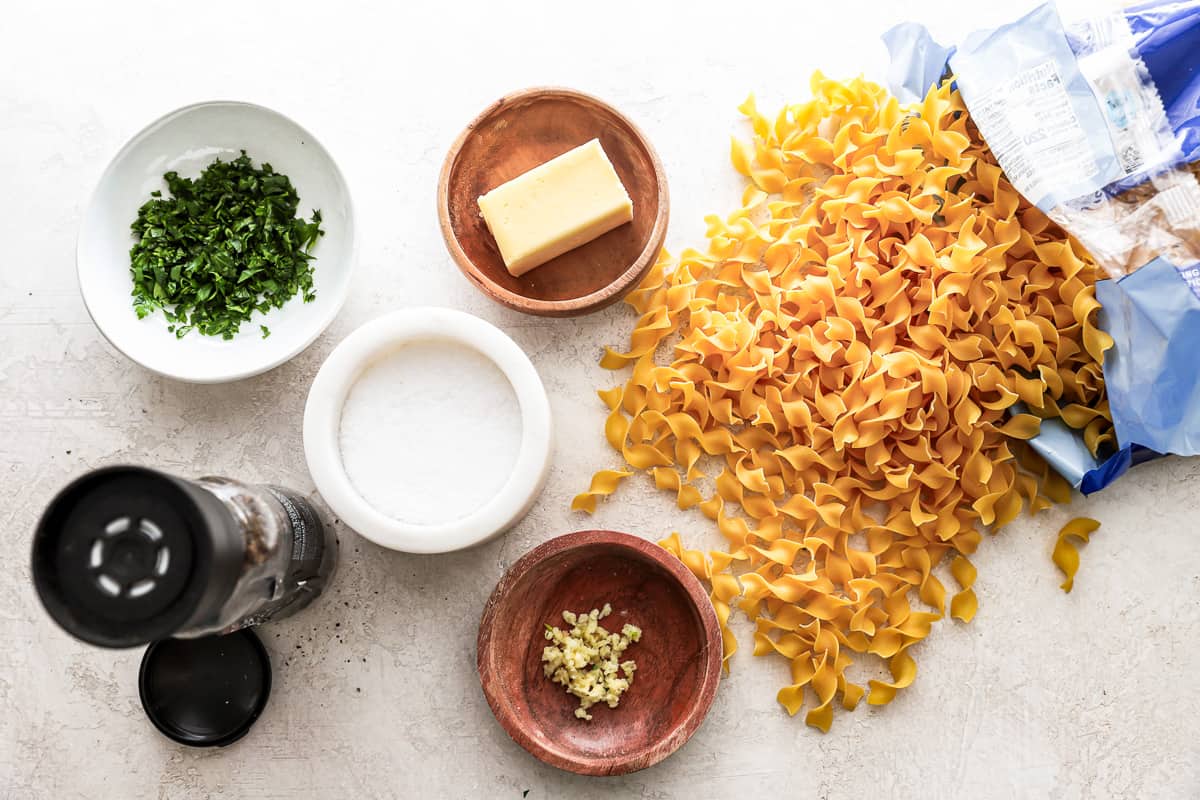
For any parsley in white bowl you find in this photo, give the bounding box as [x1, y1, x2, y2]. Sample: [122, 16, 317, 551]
[78, 101, 355, 383]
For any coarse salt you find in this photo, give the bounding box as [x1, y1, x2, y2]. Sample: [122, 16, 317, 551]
[338, 339, 522, 526]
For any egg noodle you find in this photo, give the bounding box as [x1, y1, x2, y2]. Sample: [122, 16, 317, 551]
[1053, 517, 1101, 593]
[573, 75, 1114, 731]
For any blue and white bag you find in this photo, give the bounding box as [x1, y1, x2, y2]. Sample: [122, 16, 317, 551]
[885, 1, 1200, 492]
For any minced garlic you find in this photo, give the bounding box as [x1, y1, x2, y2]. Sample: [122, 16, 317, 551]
[541, 603, 642, 720]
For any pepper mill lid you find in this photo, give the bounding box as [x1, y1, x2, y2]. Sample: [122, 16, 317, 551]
[139, 629, 272, 747]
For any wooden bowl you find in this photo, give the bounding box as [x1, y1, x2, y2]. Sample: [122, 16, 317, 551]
[439, 88, 669, 317]
[476, 530, 721, 776]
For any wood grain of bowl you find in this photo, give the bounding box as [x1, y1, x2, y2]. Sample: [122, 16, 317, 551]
[438, 88, 669, 317]
[476, 530, 721, 776]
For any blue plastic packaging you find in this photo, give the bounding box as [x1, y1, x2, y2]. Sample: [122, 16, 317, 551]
[882, 22, 955, 104]
[1128, 1, 1200, 166]
[1096, 257, 1200, 455]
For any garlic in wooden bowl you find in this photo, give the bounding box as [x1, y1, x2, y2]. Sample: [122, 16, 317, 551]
[541, 603, 642, 720]
[476, 530, 722, 776]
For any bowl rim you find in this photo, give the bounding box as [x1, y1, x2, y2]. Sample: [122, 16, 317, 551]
[476, 529, 722, 776]
[302, 307, 553, 554]
[76, 99, 357, 384]
[437, 86, 670, 318]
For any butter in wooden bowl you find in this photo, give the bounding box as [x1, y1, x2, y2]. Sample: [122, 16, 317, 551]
[437, 87, 669, 317]
[478, 139, 634, 277]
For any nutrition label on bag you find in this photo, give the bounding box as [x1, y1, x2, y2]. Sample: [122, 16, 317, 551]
[969, 60, 1099, 209]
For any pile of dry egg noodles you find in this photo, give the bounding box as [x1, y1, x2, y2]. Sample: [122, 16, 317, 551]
[573, 75, 1115, 731]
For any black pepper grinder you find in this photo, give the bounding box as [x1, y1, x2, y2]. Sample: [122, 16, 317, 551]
[31, 465, 339, 746]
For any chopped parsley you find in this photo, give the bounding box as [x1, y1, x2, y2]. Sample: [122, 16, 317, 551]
[128, 151, 324, 339]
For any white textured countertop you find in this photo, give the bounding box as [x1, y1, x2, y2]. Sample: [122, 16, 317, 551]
[3, 1, 1199, 797]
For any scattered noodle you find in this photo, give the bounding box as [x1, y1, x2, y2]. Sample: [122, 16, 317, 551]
[577, 75, 1113, 730]
[661, 532, 743, 672]
[1053, 517, 1101, 593]
[570, 469, 633, 513]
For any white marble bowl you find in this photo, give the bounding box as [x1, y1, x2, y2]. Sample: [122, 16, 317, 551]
[303, 307, 554, 554]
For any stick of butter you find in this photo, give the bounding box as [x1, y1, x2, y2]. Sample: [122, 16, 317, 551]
[477, 139, 634, 277]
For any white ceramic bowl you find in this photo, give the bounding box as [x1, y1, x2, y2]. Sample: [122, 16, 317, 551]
[303, 308, 553, 554]
[78, 101, 355, 383]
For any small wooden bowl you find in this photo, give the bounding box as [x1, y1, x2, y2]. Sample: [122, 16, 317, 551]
[439, 88, 669, 317]
[477, 530, 721, 776]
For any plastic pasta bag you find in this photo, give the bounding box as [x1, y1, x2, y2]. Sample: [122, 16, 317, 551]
[885, 0, 1200, 491]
